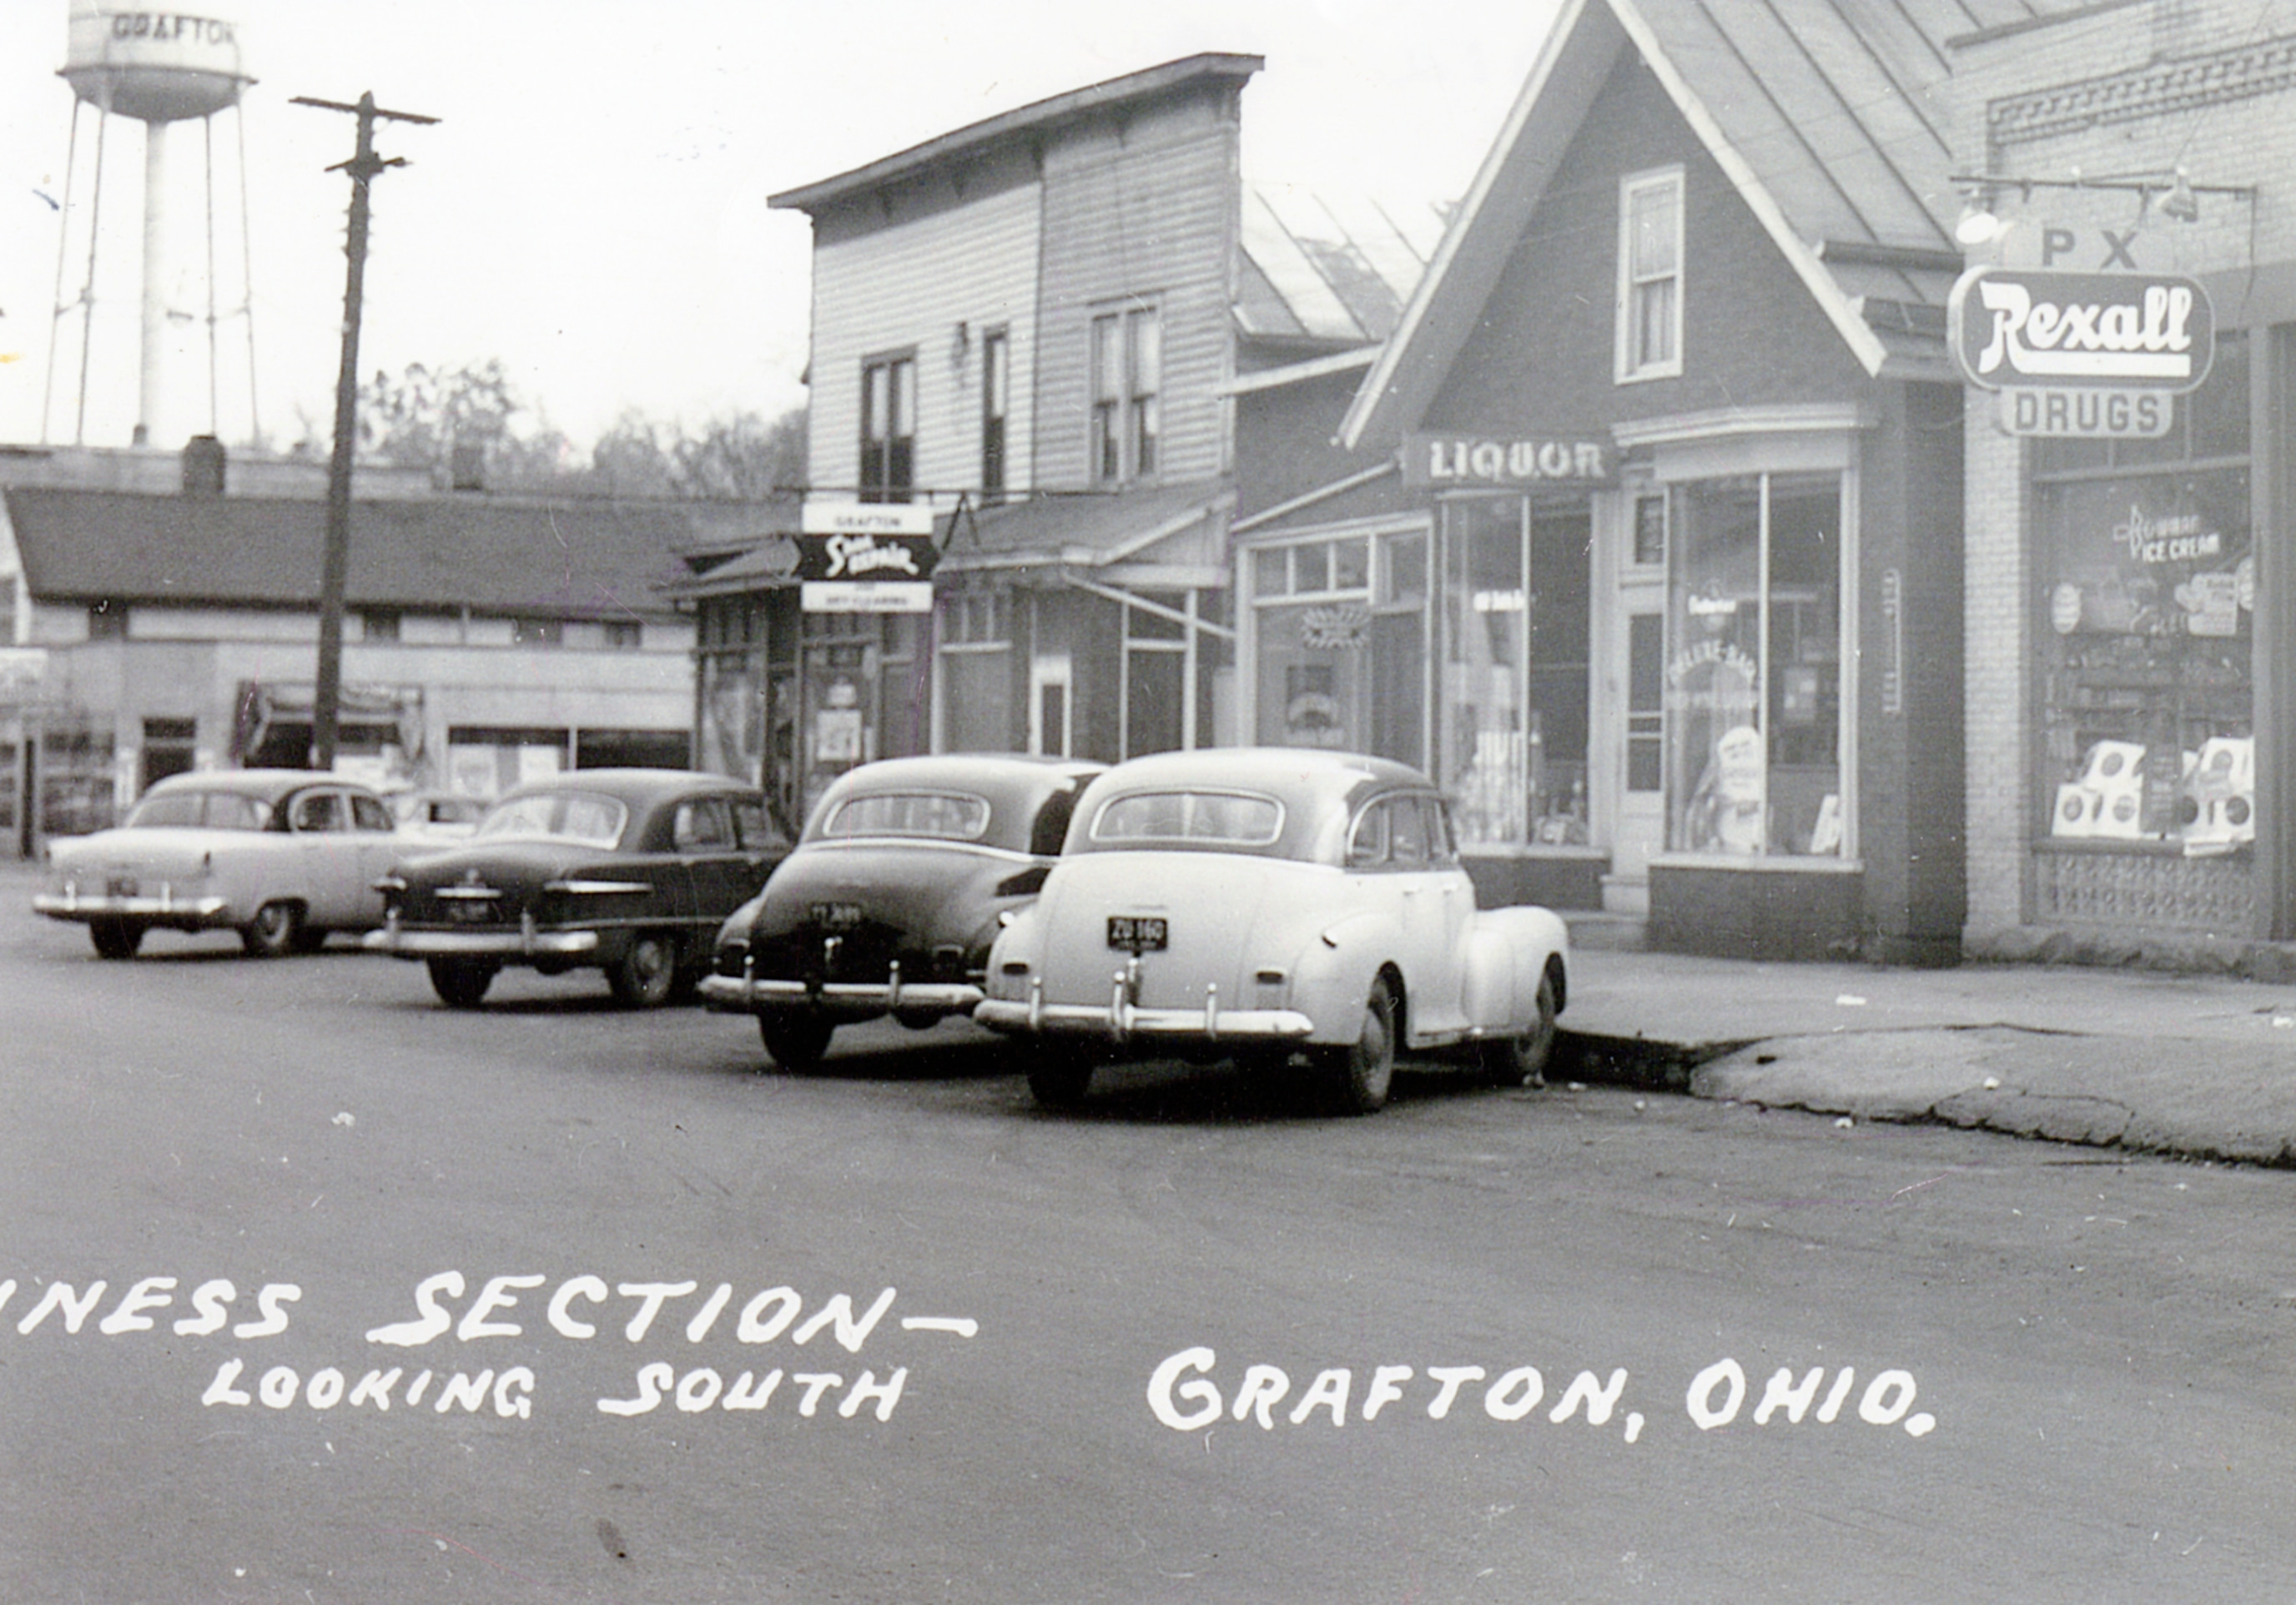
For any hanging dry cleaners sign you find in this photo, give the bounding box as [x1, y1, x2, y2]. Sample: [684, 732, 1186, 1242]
[798, 502, 938, 614]
[1403, 432, 1617, 489]
[1948, 267, 2213, 440]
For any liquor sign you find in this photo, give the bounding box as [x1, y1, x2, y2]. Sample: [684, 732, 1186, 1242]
[1948, 268, 2213, 392]
[1403, 431, 1617, 489]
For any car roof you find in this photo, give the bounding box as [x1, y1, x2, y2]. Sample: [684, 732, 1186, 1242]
[820, 754, 1106, 795]
[494, 767, 760, 806]
[144, 768, 381, 802]
[1085, 747, 1434, 798]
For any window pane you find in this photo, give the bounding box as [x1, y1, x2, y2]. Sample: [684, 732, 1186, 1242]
[1630, 179, 1678, 276]
[1253, 545, 1289, 597]
[1442, 496, 1528, 848]
[1669, 477, 1762, 853]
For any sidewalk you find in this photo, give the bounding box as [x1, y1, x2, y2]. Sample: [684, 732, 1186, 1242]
[1556, 933, 2296, 1167]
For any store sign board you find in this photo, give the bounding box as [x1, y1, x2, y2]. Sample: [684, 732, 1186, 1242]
[801, 501, 935, 536]
[1948, 268, 2213, 392]
[1998, 387, 2174, 440]
[801, 580, 934, 615]
[793, 532, 938, 584]
[1403, 432, 1617, 489]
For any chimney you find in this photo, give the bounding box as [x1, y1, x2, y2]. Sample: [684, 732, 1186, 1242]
[182, 435, 227, 496]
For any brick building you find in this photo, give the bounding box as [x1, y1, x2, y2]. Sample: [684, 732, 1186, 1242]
[1944, 1, 2296, 954]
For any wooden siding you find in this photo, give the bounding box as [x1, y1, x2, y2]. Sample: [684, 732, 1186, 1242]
[1033, 83, 1242, 491]
[807, 182, 1041, 498]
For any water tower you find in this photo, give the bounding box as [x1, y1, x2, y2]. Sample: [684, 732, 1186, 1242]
[48, 2, 256, 448]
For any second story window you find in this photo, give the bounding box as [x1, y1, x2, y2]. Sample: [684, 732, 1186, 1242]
[981, 327, 1008, 502]
[1091, 302, 1161, 485]
[1617, 168, 1684, 382]
[861, 353, 916, 503]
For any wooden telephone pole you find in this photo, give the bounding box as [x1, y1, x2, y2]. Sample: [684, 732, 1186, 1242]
[292, 91, 436, 771]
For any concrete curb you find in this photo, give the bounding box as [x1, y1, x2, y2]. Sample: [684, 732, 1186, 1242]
[1558, 1024, 2296, 1170]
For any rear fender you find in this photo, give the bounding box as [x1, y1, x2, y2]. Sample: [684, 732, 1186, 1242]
[1462, 908, 1568, 1033]
[1286, 910, 1396, 1046]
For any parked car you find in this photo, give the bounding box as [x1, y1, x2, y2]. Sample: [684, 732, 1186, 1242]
[365, 769, 789, 1009]
[700, 754, 1105, 1068]
[974, 748, 1569, 1114]
[33, 768, 402, 958]
[389, 790, 487, 843]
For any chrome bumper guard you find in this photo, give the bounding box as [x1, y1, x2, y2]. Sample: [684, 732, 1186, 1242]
[974, 975, 1313, 1044]
[361, 909, 600, 959]
[697, 957, 981, 1015]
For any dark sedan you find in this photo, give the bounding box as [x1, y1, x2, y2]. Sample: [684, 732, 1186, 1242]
[365, 768, 789, 1008]
[699, 754, 1104, 1068]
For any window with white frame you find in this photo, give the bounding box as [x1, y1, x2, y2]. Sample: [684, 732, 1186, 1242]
[1617, 168, 1684, 382]
[938, 588, 1011, 753]
[1090, 301, 1161, 484]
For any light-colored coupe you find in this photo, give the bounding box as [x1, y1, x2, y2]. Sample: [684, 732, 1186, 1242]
[974, 748, 1569, 1114]
[33, 769, 403, 958]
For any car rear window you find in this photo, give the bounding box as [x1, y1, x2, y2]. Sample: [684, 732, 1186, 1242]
[822, 791, 990, 843]
[475, 790, 628, 848]
[125, 791, 271, 831]
[1088, 790, 1283, 848]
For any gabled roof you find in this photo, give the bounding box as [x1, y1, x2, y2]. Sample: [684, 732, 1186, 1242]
[768, 53, 1264, 214]
[1344, 0, 2088, 447]
[3, 486, 748, 616]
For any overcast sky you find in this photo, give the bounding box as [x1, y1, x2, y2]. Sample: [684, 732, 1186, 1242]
[0, 0, 1558, 458]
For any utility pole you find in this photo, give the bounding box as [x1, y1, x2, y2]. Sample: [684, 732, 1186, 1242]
[293, 91, 436, 772]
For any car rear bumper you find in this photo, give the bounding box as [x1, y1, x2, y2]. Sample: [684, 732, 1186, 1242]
[34, 888, 230, 925]
[974, 989, 1314, 1044]
[362, 912, 600, 959]
[697, 969, 982, 1016]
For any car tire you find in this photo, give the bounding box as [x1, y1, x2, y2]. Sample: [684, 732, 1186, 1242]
[758, 1013, 834, 1071]
[607, 933, 681, 1009]
[427, 957, 498, 1009]
[1484, 969, 1559, 1088]
[1028, 1049, 1095, 1111]
[241, 901, 303, 958]
[1323, 975, 1397, 1115]
[89, 918, 144, 960]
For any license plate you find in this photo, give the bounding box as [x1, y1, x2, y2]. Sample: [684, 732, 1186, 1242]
[812, 902, 866, 931]
[1107, 915, 1167, 953]
[446, 898, 498, 924]
[107, 876, 138, 898]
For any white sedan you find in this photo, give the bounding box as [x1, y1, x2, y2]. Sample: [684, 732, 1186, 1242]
[33, 769, 402, 958]
[974, 748, 1568, 1114]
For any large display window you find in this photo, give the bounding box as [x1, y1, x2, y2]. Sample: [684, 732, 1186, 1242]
[1663, 471, 1844, 857]
[1436, 496, 1590, 850]
[2033, 333, 2252, 860]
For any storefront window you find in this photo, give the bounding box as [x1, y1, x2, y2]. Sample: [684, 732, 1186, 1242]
[1440, 497, 1528, 846]
[1255, 536, 1375, 751]
[1664, 471, 1844, 857]
[2034, 334, 2252, 857]
[938, 589, 1010, 754]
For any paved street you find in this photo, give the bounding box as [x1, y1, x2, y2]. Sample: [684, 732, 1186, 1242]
[4, 907, 2293, 1602]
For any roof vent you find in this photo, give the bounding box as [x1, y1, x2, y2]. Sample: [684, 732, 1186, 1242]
[182, 435, 227, 497]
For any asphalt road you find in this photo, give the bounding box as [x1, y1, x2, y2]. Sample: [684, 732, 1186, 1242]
[3, 913, 2292, 1602]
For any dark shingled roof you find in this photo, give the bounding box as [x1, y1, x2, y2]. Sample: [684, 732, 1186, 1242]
[4, 487, 711, 617]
